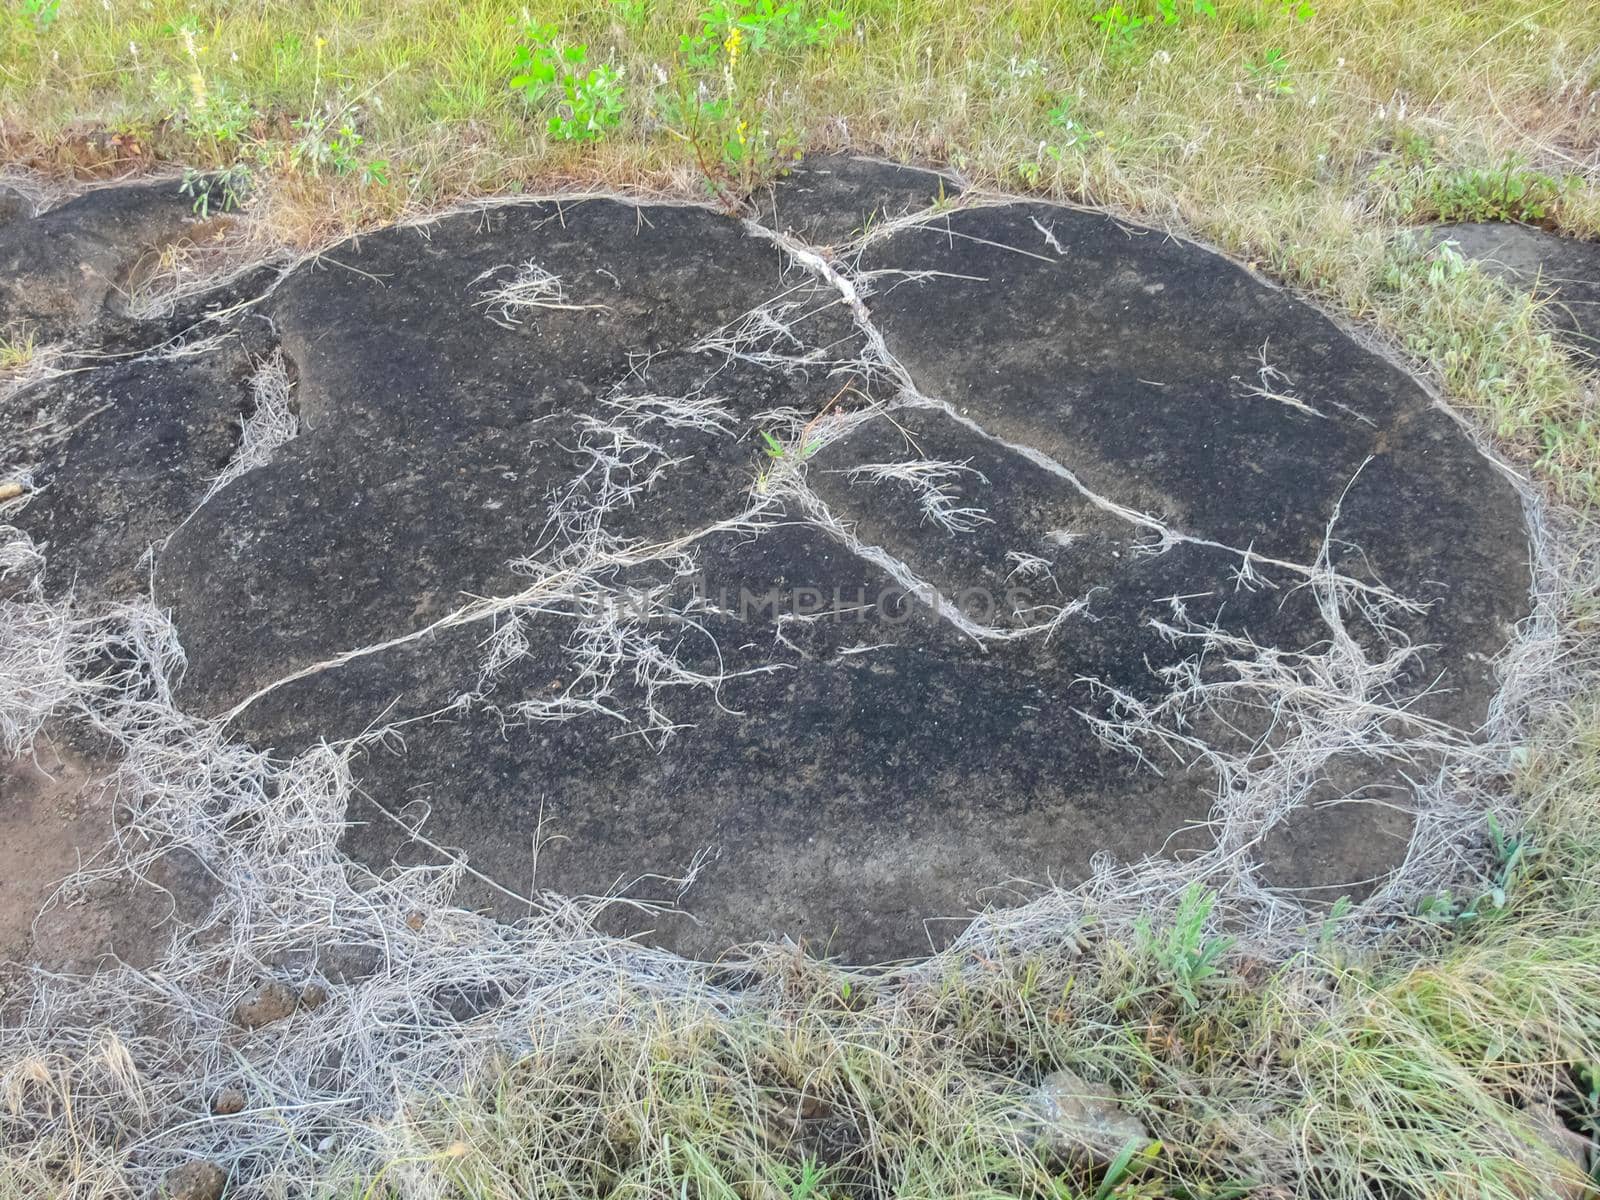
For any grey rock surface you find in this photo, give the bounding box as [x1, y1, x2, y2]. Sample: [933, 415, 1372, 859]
[1, 160, 1533, 961]
[0, 181, 196, 338]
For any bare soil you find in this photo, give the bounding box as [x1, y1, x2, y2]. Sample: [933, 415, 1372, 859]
[1, 740, 207, 988]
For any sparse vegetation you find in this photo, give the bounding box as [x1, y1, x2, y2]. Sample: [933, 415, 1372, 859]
[509, 21, 628, 143]
[1376, 145, 1580, 225]
[1379, 237, 1599, 497]
[0, 327, 38, 373]
[1, 1, 1595, 505]
[349, 675, 1600, 1200]
[3, 2, 1600, 1198]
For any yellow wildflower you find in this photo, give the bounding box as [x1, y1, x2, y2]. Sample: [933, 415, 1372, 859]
[724, 26, 742, 61]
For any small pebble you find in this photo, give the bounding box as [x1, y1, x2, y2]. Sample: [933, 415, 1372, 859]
[211, 1087, 247, 1116]
[159, 1160, 226, 1200]
[233, 981, 296, 1030]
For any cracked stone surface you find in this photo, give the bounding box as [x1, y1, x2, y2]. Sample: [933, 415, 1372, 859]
[1, 159, 1532, 961]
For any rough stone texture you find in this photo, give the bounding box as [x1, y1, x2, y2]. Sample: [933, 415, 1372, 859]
[752, 154, 962, 246]
[1523, 1102, 1596, 1200]
[1, 161, 1533, 961]
[1431, 222, 1600, 355]
[0, 181, 196, 338]
[8, 334, 269, 598]
[232, 981, 297, 1030]
[0, 187, 29, 228]
[1023, 1068, 1152, 1164]
[158, 1160, 227, 1200]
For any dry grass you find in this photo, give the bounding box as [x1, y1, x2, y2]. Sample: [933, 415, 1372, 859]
[3, 3, 1600, 1198]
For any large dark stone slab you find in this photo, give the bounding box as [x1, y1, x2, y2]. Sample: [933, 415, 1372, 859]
[3, 163, 1533, 960]
[752, 155, 961, 246]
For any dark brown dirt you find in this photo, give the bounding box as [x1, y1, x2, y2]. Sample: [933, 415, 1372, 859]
[0, 740, 205, 984]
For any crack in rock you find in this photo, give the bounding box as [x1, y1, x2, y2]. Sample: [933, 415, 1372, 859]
[1, 159, 1535, 960]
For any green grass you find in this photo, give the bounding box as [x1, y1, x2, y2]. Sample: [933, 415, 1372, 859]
[3, 3, 1600, 1197]
[2, 1, 1597, 503]
[0, 326, 37, 372]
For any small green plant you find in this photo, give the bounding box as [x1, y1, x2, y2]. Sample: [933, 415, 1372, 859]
[1280, 0, 1316, 19]
[1017, 96, 1107, 185]
[664, 87, 796, 203]
[765, 1154, 831, 1200]
[681, 0, 846, 68]
[1436, 160, 1572, 223]
[1390, 126, 1437, 166]
[1047, 96, 1098, 148]
[155, 22, 257, 146]
[1091, 4, 1146, 55]
[179, 163, 253, 217]
[1136, 884, 1236, 1010]
[509, 22, 626, 142]
[1157, 0, 1217, 24]
[610, 0, 652, 31]
[1375, 151, 1576, 225]
[1094, 1137, 1163, 1199]
[509, 21, 566, 103]
[555, 63, 627, 142]
[1414, 889, 1461, 921]
[20, 0, 59, 33]
[1245, 48, 1295, 95]
[753, 383, 852, 491]
[1576, 1063, 1600, 1143]
[290, 114, 388, 184]
[284, 37, 386, 182]
[666, 0, 839, 200]
[759, 428, 822, 462]
[1314, 894, 1355, 954]
[157, 71, 256, 145]
[1416, 813, 1536, 925]
[0, 326, 39, 371]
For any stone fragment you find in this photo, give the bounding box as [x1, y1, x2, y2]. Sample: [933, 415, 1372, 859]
[299, 982, 329, 1010]
[1522, 1102, 1595, 1200]
[232, 981, 296, 1030]
[158, 1160, 227, 1200]
[211, 1087, 247, 1116]
[1022, 1069, 1152, 1165]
